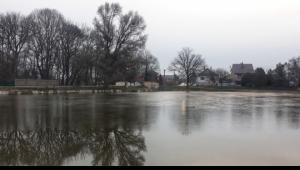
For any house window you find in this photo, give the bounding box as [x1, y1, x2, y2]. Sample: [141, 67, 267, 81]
[201, 77, 205, 80]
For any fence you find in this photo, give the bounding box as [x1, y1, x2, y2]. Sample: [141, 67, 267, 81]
[0, 80, 15, 86]
[15, 79, 59, 87]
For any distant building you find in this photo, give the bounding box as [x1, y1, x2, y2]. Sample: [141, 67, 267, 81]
[164, 75, 175, 82]
[195, 68, 219, 86]
[115, 81, 142, 87]
[163, 74, 180, 86]
[164, 75, 177, 82]
[115, 70, 160, 88]
[144, 82, 160, 89]
[231, 63, 254, 85]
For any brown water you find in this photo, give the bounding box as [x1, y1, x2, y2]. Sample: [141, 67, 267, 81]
[0, 92, 300, 166]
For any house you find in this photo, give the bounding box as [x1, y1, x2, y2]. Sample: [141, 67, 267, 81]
[195, 69, 219, 86]
[231, 63, 254, 85]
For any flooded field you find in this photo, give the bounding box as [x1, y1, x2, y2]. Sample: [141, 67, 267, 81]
[0, 92, 300, 166]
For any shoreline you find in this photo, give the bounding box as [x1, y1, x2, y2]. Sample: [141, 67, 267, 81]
[0, 86, 152, 95]
[161, 86, 300, 93]
[0, 86, 299, 95]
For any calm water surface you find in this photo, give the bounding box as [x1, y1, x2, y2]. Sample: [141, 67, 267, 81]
[0, 92, 300, 166]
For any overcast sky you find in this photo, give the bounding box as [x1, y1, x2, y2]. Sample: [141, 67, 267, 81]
[1, 0, 300, 73]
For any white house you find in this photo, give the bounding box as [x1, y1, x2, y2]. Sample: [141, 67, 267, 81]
[115, 82, 142, 87]
[195, 69, 218, 86]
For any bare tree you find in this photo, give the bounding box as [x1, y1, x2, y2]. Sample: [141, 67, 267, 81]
[169, 48, 205, 88]
[122, 52, 142, 84]
[27, 9, 65, 80]
[215, 68, 230, 86]
[0, 13, 30, 80]
[0, 3, 150, 86]
[139, 50, 160, 81]
[70, 27, 96, 85]
[58, 22, 84, 85]
[93, 3, 147, 87]
[0, 14, 6, 81]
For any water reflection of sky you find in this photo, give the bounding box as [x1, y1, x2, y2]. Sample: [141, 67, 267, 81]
[0, 92, 300, 165]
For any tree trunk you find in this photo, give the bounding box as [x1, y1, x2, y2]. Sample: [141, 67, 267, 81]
[186, 77, 190, 89]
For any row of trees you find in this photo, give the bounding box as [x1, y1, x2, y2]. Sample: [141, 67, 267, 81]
[168, 47, 300, 89]
[242, 57, 300, 88]
[0, 3, 160, 86]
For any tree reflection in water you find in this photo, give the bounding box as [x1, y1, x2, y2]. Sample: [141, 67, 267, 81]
[0, 94, 154, 166]
[0, 128, 146, 166]
[87, 129, 146, 166]
[0, 129, 83, 166]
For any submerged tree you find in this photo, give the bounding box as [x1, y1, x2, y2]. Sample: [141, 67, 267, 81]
[169, 48, 205, 88]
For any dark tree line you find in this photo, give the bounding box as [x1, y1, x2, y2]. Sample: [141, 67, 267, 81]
[0, 3, 159, 86]
[241, 57, 300, 88]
